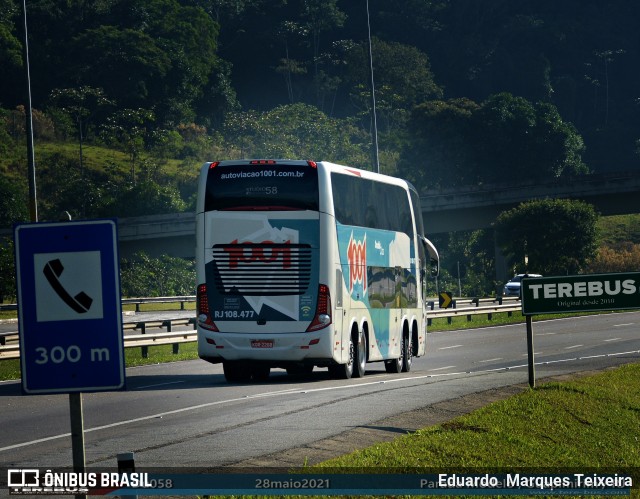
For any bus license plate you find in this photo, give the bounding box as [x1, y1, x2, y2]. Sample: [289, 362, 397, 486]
[251, 339, 274, 348]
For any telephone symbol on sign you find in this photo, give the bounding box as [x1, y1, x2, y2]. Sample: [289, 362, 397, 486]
[43, 259, 93, 313]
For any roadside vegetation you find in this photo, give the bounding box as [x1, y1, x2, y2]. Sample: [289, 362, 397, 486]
[306, 363, 640, 496]
[190, 363, 640, 499]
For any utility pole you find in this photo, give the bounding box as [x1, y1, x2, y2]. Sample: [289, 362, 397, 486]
[366, 0, 379, 173]
[21, 0, 37, 222]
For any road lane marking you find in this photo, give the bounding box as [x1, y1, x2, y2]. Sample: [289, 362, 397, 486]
[604, 338, 622, 342]
[614, 323, 634, 327]
[137, 381, 185, 389]
[428, 366, 457, 372]
[565, 345, 583, 350]
[438, 344, 463, 350]
[479, 358, 503, 363]
[3, 347, 639, 454]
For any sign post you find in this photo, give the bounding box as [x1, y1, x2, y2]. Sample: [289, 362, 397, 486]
[521, 272, 640, 388]
[14, 219, 125, 495]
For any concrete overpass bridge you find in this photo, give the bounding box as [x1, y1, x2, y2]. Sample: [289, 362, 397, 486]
[117, 171, 640, 260]
[421, 171, 640, 234]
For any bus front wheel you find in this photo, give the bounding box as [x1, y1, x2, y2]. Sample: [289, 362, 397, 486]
[354, 330, 366, 378]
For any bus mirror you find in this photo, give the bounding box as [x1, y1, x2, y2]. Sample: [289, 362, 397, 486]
[422, 237, 439, 277]
[430, 257, 439, 277]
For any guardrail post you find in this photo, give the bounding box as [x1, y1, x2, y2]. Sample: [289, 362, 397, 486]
[138, 322, 148, 358]
[164, 320, 180, 355]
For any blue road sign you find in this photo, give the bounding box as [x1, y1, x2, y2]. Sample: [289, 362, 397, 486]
[14, 219, 125, 394]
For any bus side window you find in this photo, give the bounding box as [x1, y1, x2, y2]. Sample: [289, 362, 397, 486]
[365, 205, 378, 227]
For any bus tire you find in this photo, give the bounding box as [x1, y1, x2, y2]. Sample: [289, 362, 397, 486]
[223, 361, 251, 383]
[354, 330, 366, 378]
[329, 334, 355, 379]
[402, 332, 412, 372]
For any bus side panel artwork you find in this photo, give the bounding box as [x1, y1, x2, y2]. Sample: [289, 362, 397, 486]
[336, 222, 416, 360]
[204, 212, 320, 325]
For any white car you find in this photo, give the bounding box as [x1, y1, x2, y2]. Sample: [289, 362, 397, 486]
[503, 274, 542, 297]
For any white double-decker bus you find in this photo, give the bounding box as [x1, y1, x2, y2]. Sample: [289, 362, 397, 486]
[196, 159, 439, 382]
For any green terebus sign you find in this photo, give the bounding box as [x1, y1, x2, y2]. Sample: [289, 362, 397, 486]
[521, 272, 640, 316]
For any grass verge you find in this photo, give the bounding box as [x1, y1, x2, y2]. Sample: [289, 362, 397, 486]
[318, 363, 640, 470]
[200, 364, 640, 498]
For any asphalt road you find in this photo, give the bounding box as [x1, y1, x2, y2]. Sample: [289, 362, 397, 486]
[1, 311, 639, 471]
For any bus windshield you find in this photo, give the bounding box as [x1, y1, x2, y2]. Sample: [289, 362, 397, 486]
[205, 163, 319, 212]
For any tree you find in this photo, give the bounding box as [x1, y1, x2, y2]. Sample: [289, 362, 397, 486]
[98, 180, 187, 218]
[0, 174, 28, 227]
[0, 237, 16, 302]
[494, 198, 599, 276]
[48, 86, 114, 193]
[398, 93, 589, 192]
[70, 26, 172, 110]
[120, 252, 195, 297]
[299, 0, 346, 107]
[0, 175, 28, 302]
[222, 103, 368, 167]
[474, 93, 589, 183]
[101, 108, 155, 183]
[0, 10, 23, 106]
[341, 37, 443, 139]
[397, 98, 479, 189]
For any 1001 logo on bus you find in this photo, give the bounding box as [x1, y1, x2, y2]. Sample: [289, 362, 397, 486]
[222, 239, 292, 269]
[347, 233, 367, 295]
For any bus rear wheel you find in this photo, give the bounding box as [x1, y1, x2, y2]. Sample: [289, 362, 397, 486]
[402, 333, 412, 372]
[354, 330, 366, 378]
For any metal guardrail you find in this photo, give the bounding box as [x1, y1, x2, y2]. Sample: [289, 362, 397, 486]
[0, 298, 523, 361]
[0, 318, 197, 360]
[428, 303, 521, 325]
[0, 296, 197, 313]
[121, 296, 195, 312]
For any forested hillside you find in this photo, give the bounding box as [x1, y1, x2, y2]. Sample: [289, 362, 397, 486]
[2, 1, 640, 226]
